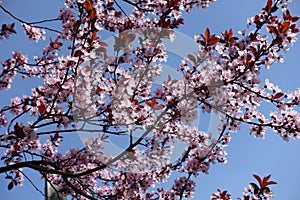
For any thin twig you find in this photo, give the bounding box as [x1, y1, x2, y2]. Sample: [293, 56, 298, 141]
[28, 18, 60, 25]
[0, 5, 61, 34]
[112, 0, 129, 18]
[19, 170, 45, 197]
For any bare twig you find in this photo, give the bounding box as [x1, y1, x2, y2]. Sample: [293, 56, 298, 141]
[0, 5, 61, 34]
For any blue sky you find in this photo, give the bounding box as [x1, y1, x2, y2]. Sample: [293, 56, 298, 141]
[0, 0, 300, 199]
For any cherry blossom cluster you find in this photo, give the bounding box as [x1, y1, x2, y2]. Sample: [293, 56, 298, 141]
[188, 0, 300, 142]
[0, 0, 298, 199]
[22, 23, 46, 42]
[0, 51, 28, 90]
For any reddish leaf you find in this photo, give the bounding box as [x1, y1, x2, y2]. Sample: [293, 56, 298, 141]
[153, 104, 165, 110]
[115, 11, 122, 18]
[254, 15, 260, 25]
[267, 26, 276, 34]
[279, 22, 290, 33]
[270, 6, 278, 13]
[202, 28, 210, 41]
[187, 54, 197, 64]
[200, 40, 206, 46]
[89, 8, 96, 21]
[249, 46, 257, 56]
[84, 0, 93, 11]
[8, 182, 14, 190]
[283, 9, 291, 20]
[208, 36, 220, 46]
[266, 181, 277, 186]
[205, 28, 210, 40]
[262, 175, 277, 187]
[151, 98, 157, 105]
[266, 0, 272, 11]
[50, 37, 62, 50]
[91, 30, 97, 41]
[137, 104, 144, 109]
[292, 28, 299, 33]
[245, 54, 253, 67]
[228, 28, 233, 39]
[145, 100, 151, 106]
[38, 100, 46, 115]
[177, 18, 184, 25]
[269, 16, 277, 23]
[14, 123, 25, 138]
[253, 174, 263, 187]
[292, 16, 300, 23]
[222, 28, 234, 41]
[261, 174, 271, 187]
[74, 50, 83, 57]
[273, 92, 284, 99]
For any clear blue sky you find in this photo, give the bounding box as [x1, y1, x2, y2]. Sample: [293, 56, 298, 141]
[0, 0, 299, 199]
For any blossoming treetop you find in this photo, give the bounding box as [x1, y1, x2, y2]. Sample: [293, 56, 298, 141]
[0, 0, 299, 199]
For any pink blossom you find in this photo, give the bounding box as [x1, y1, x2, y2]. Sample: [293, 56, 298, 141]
[22, 23, 46, 41]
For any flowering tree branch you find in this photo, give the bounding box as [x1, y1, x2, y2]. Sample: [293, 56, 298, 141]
[0, 0, 299, 199]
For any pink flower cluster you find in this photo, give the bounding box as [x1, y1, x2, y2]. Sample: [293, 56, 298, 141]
[22, 23, 46, 41]
[0, 0, 298, 199]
